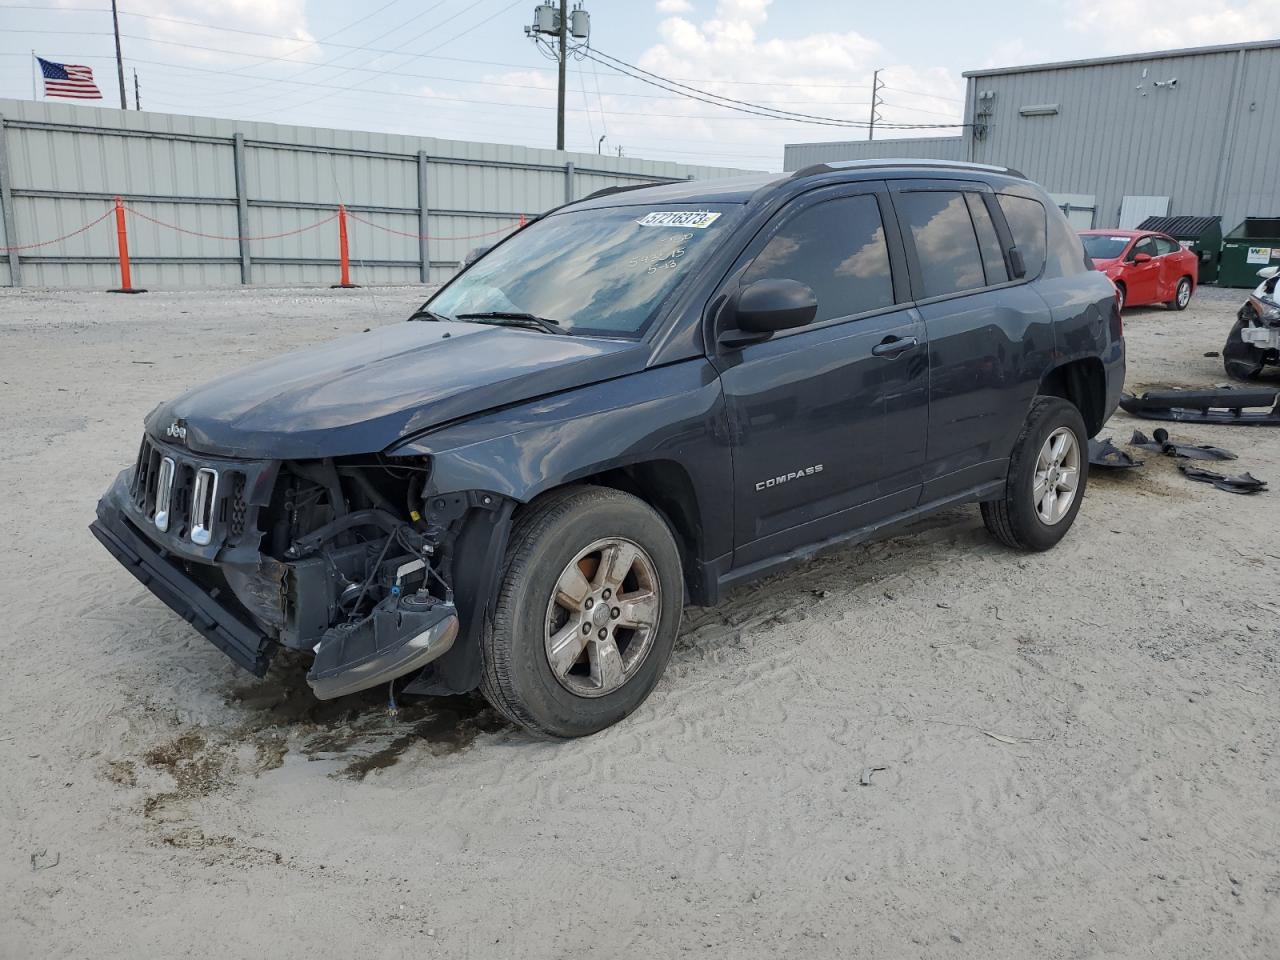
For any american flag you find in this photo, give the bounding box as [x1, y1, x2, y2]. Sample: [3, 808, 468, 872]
[37, 57, 103, 100]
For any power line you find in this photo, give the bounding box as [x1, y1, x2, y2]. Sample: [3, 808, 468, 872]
[74, 51, 837, 125]
[16, 29, 882, 109]
[2, 5, 971, 99]
[237, 0, 524, 120]
[584, 48, 967, 130]
[881, 83, 965, 103]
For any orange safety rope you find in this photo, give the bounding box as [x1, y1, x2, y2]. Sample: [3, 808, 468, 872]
[121, 206, 340, 242]
[0, 207, 115, 252]
[345, 209, 525, 242]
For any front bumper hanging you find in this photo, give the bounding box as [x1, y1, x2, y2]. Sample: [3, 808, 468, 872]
[90, 494, 276, 676]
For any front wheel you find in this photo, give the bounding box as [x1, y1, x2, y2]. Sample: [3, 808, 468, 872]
[1167, 276, 1193, 310]
[981, 396, 1089, 551]
[1114, 282, 1126, 313]
[1223, 317, 1267, 381]
[480, 485, 684, 738]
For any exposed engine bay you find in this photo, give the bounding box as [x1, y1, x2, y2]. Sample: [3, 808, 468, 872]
[91, 441, 503, 700]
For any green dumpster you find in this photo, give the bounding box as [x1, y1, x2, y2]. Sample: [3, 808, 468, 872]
[1136, 215, 1223, 284]
[1220, 217, 1280, 287]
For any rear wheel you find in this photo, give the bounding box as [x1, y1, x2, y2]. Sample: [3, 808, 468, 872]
[1167, 276, 1193, 310]
[981, 397, 1088, 551]
[480, 485, 684, 738]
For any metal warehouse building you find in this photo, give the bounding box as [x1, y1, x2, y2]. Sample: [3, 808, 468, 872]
[784, 40, 1280, 235]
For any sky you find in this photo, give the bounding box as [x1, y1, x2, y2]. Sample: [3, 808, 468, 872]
[1, 0, 1276, 170]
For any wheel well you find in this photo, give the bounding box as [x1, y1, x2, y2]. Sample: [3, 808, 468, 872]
[1038, 358, 1107, 436]
[571, 461, 706, 602]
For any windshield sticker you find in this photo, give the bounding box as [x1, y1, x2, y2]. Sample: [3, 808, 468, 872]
[1110, 236, 1128, 242]
[636, 210, 721, 229]
[628, 233, 693, 273]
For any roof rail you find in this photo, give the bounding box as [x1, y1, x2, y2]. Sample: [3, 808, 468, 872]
[581, 182, 663, 202]
[792, 158, 1027, 180]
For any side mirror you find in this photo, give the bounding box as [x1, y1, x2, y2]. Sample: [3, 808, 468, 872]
[719, 278, 818, 348]
[1132, 252, 1152, 264]
[1258, 266, 1279, 280]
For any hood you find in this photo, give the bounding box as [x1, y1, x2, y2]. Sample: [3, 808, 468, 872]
[145, 321, 648, 459]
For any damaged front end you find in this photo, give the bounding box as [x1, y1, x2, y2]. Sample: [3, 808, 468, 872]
[1224, 270, 1280, 380]
[90, 435, 500, 700]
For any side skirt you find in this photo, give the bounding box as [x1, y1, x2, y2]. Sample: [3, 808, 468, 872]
[704, 478, 1005, 604]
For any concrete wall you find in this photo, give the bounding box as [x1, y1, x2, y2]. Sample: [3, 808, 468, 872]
[0, 98, 756, 289]
[783, 41, 1280, 232]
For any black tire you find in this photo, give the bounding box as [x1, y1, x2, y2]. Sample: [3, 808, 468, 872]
[1166, 276, 1193, 310]
[1223, 317, 1267, 381]
[981, 396, 1089, 552]
[479, 485, 684, 739]
[1114, 282, 1126, 313]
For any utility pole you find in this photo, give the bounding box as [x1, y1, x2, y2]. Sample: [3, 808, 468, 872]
[110, 0, 127, 110]
[526, 3, 590, 151]
[868, 69, 884, 141]
[556, 0, 568, 150]
[133, 68, 140, 110]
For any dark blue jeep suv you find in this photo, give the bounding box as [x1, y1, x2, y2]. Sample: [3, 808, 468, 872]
[92, 159, 1124, 738]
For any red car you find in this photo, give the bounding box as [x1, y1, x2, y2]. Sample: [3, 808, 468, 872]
[1079, 229, 1198, 312]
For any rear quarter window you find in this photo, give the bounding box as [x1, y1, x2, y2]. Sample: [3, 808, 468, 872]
[996, 194, 1047, 280]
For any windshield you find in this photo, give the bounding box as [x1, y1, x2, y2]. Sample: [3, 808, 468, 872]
[1080, 234, 1131, 260]
[425, 203, 740, 337]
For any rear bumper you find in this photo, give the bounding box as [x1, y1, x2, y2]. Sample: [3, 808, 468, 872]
[90, 479, 276, 676]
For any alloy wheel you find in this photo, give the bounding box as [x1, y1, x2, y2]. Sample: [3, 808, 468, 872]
[544, 537, 661, 698]
[1033, 426, 1081, 525]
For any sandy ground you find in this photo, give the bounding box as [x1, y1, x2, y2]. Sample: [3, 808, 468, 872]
[1, 283, 1277, 960]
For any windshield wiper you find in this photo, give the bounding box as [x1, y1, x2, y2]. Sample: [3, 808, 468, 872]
[407, 307, 450, 322]
[454, 311, 565, 335]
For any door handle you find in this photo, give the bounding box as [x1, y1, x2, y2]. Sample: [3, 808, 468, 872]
[871, 335, 919, 358]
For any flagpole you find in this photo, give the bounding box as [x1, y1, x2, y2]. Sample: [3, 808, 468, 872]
[110, 0, 127, 109]
[31, 50, 38, 100]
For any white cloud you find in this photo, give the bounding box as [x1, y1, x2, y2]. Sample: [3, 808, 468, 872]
[1069, 0, 1278, 52]
[655, 0, 694, 13]
[602, 0, 965, 167]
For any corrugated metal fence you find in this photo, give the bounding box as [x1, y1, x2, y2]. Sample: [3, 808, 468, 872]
[0, 98, 754, 289]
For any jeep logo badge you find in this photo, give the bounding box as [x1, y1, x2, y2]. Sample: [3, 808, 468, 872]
[165, 420, 187, 442]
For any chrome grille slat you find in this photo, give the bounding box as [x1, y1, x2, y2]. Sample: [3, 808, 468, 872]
[129, 436, 256, 548]
[190, 467, 219, 546]
[153, 457, 176, 532]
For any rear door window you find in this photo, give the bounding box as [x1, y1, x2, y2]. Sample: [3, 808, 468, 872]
[895, 191, 987, 299]
[965, 194, 1009, 285]
[742, 193, 895, 323]
[996, 194, 1047, 279]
